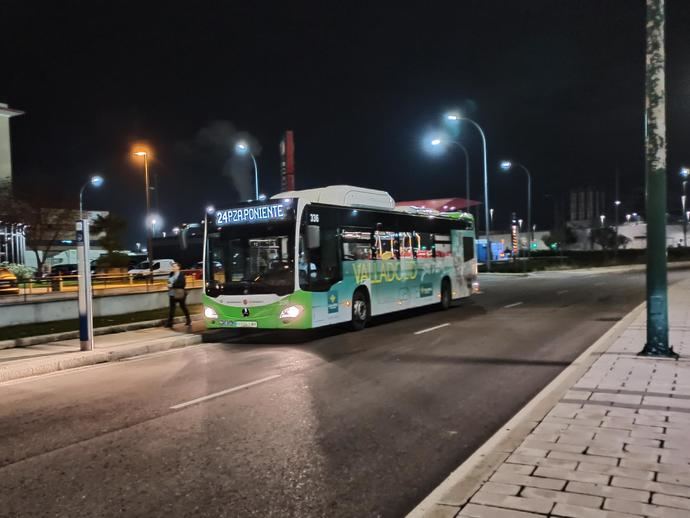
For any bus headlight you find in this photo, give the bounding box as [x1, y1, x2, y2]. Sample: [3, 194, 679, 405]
[204, 306, 219, 319]
[279, 305, 303, 321]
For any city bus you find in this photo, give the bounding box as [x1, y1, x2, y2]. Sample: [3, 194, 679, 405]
[202, 185, 478, 330]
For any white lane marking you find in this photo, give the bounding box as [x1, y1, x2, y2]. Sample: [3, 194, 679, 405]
[557, 290, 569, 295]
[170, 374, 281, 410]
[504, 302, 524, 308]
[414, 323, 450, 335]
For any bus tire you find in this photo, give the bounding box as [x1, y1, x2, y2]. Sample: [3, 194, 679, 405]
[351, 288, 370, 331]
[440, 278, 451, 310]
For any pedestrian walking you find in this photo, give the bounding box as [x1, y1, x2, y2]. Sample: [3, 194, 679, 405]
[166, 262, 191, 327]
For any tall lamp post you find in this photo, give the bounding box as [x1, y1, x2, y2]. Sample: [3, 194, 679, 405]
[681, 167, 688, 246]
[133, 151, 154, 276]
[445, 113, 492, 271]
[430, 138, 472, 219]
[235, 141, 259, 200]
[500, 160, 532, 257]
[76, 175, 103, 352]
[79, 175, 104, 220]
[614, 200, 622, 253]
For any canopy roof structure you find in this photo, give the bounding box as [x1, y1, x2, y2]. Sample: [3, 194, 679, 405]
[395, 198, 480, 211]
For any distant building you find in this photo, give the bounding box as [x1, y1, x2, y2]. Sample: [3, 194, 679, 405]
[0, 102, 26, 264]
[569, 188, 606, 225]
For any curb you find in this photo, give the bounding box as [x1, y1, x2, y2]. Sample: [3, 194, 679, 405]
[406, 298, 647, 517]
[0, 314, 203, 350]
[0, 333, 203, 383]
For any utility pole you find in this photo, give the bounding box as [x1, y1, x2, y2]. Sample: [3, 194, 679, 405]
[639, 0, 677, 358]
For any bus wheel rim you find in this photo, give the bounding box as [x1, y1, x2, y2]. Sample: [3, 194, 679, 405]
[354, 299, 367, 320]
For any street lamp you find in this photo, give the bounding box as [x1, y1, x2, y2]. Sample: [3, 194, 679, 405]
[681, 167, 689, 246]
[133, 151, 154, 274]
[430, 137, 472, 220]
[79, 175, 104, 220]
[500, 160, 532, 257]
[444, 112, 492, 271]
[235, 140, 259, 200]
[600, 214, 606, 227]
[614, 200, 622, 251]
[149, 215, 162, 238]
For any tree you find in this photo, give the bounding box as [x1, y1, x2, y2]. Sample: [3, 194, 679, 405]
[591, 227, 630, 251]
[542, 225, 577, 251]
[0, 187, 74, 274]
[91, 214, 129, 268]
[91, 214, 126, 255]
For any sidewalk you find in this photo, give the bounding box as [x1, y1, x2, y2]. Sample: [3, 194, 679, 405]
[0, 319, 204, 383]
[411, 278, 690, 518]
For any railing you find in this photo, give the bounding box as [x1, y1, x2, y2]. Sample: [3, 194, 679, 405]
[1, 270, 203, 303]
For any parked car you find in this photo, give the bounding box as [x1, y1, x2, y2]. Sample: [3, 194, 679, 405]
[49, 263, 79, 277]
[128, 259, 176, 279]
[49, 263, 97, 276]
[0, 267, 20, 294]
[189, 260, 222, 279]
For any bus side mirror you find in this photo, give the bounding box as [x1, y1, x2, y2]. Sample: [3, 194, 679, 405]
[306, 225, 320, 249]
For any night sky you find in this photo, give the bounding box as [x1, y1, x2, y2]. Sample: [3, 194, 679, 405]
[3, 1, 690, 247]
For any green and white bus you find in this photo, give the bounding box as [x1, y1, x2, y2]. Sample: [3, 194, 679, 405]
[202, 185, 478, 330]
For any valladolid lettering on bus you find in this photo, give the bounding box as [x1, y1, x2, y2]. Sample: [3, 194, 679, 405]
[215, 204, 286, 226]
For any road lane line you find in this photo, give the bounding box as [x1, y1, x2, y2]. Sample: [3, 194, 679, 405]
[557, 290, 569, 295]
[170, 374, 281, 410]
[414, 323, 450, 335]
[504, 302, 523, 308]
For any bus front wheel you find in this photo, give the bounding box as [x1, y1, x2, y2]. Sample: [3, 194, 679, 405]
[351, 289, 370, 331]
[440, 278, 451, 310]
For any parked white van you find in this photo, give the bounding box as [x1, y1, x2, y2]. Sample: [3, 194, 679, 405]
[128, 259, 176, 279]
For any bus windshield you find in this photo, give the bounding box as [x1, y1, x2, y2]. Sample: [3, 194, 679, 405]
[206, 223, 295, 296]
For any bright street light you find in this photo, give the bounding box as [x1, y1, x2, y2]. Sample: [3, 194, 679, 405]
[206, 205, 215, 214]
[79, 174, 105, 219]
[499, 160, 533, 257]
[133, 150, 154, 274]
[443, 112, 492, 270]
[600, 214, 606, 226]
[235, 140, 259, 200]
[427, 136, 472, 221]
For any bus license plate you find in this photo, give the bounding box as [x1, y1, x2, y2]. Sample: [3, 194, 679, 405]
[232, 321, 257, 328]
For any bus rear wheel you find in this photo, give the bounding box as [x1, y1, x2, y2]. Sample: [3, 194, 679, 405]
[440, 278, 451, 310]
[351, 289, 369, 331]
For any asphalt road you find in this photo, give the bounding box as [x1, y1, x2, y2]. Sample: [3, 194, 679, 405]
[1, 268, 687, 518]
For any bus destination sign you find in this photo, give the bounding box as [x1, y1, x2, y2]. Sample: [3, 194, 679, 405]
[215, 204, 287, 226]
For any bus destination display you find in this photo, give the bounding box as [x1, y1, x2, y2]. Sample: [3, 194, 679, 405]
[215, 204, 287, 226]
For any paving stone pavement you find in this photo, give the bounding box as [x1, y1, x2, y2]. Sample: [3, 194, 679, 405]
[427, 279, 690, 518]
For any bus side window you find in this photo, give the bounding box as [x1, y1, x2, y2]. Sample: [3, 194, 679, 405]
[374, 230, 397, 260]
[301, 226, 342, 291]
[435, 234, 451, 258]
[400, 232, 414, 258]
[416, 232, 434, 258]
